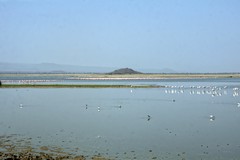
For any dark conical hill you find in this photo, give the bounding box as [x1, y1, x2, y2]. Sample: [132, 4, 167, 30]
[108, 68, 142, 74]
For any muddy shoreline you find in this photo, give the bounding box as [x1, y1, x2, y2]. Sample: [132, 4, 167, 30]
[0, 152, 110, 160]
[0, 134, 111, 160]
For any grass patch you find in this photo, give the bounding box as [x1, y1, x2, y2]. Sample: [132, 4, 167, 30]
[0, 84, 162, 88]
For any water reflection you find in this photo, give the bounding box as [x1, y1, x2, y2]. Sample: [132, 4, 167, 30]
[19, 103, 23, 109]
[1, 80, 240, 159]
[147, 115, 151, 121]
[209, 115, 216, 121]
[97, 106, 101, 112]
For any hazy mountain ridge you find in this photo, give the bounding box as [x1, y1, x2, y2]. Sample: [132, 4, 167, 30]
[0, 62, 177, 73]
[0, 62, 116, 73]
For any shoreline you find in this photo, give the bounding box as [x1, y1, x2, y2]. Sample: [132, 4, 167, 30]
[1, 73, 240, 88]
[0, 150, 110, 160]
[0, 84, 162, 88]
[1, 73, 240, 79]
[66, 76, 240, 80]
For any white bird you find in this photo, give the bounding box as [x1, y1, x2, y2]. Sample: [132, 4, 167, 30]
[237, 103, 240, 108]
[209, 115, 215, 121]
[19, 103, 23, 109]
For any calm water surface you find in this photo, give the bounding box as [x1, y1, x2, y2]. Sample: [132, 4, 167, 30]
[0, 79, 240, 159]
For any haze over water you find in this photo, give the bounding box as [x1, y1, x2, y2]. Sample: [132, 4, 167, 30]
[0, 78, 240, 159]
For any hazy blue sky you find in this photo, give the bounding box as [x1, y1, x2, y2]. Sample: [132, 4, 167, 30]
[0, 0, 240, 72]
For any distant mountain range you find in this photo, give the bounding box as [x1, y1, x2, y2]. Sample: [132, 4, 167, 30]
[0, 62, 177, 73]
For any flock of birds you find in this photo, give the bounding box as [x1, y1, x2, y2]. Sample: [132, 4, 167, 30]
[17, 84, 239, 123]
[2, 80, 58, 84]
[165, 85, 240, 122]
[165, 85, 239, 97]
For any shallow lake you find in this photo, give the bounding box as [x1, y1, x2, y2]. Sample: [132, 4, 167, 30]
[0, 79, 240, 159]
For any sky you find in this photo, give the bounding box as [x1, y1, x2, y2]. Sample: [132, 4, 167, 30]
[0, 0, 240, 72]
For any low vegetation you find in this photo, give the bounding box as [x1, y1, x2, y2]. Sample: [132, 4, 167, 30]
[0, 84, 161, 88]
